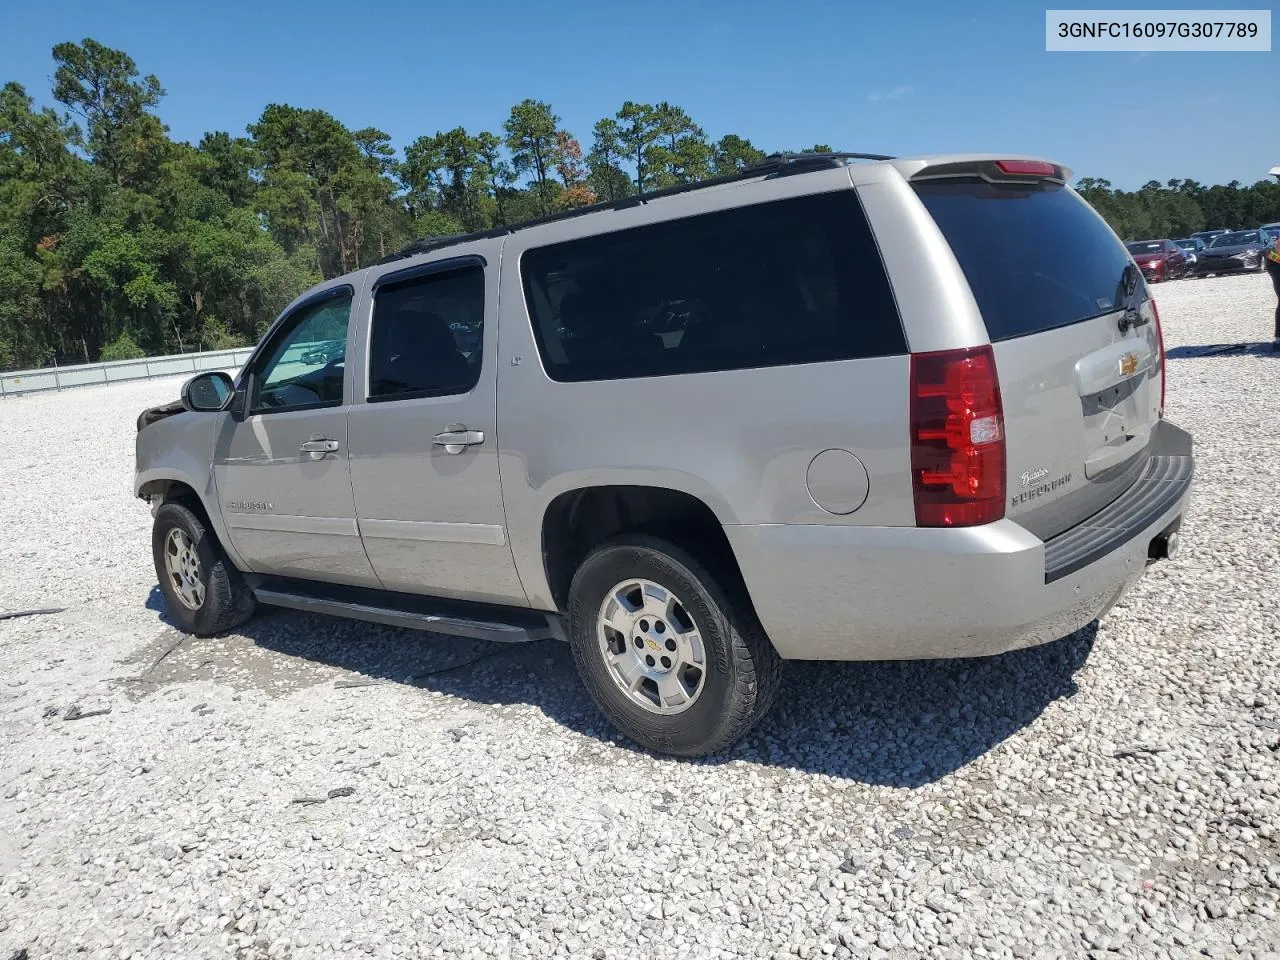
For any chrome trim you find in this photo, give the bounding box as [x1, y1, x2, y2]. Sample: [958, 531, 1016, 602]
[224, 513, 361, 537]
[358, 519, 506, 546]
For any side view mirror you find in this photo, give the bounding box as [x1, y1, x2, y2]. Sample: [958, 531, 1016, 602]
[181, 371, 235, 412]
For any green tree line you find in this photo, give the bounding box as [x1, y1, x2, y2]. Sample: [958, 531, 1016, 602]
[3, 38, 1278, 371]
[1076, 177, 1280, 243]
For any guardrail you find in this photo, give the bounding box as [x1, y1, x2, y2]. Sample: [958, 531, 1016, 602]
[0, 347, 256, 398]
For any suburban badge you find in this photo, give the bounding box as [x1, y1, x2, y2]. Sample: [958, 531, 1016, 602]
[226, 500, 273, 512]
[1019, 467, 1049, 487]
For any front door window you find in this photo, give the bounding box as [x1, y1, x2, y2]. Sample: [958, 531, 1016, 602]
[253, 293, 353, 413]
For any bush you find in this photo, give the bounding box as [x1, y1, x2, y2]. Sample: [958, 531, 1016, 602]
[99, 332, 146, 362]
[200, 316, 247, 351]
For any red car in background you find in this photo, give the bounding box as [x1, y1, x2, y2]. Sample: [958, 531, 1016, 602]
[1125, 239, 1187, 281]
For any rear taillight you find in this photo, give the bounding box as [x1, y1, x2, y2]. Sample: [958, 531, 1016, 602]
[910, 345, 1006, 527]
[1151, 299, 1166, 418]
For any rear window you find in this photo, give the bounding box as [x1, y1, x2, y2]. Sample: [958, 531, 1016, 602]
[914, 179, 1133, 341]
[520, 191, 905, 383]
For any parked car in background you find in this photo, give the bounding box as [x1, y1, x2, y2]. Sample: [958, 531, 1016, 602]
[300, 340, 344, 366]
[1191, 229, 1231, 246]
[1260, 223, 1280, 242]
[1191, 230, 1272, 276]
[448, 320, 482, 356]
[1173, 238, 1205, 274]
[1126, 239, 1186, 281]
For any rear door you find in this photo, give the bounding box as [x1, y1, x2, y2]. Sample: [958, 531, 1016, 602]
[912, 171, 1163, 540]
[345, 255, 527, 606]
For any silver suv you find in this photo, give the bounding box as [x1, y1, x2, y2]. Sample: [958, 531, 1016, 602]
[135, 152, 1194, 756]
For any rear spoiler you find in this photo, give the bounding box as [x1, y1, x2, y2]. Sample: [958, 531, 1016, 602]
[895, 156, 1072, 185]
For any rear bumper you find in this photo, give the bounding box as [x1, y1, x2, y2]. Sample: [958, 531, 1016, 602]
[729, 420, 1194, 661]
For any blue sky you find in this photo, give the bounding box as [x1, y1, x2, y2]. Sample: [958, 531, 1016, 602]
[3, 0, 1277, 189]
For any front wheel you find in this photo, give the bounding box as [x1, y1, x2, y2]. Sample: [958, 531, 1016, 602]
[567, 535, 781, 757]
[152, 502, 255, 636]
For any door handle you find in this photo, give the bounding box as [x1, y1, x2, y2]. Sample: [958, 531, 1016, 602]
[299, 439, 340, 460]
[432, 427, 484, 454]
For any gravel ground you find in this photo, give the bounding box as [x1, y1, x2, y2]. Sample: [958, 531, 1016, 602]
[2, 271, 1279, 960]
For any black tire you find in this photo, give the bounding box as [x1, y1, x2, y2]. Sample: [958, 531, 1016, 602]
[152, 502, 255, 636]
[567, 534, 781, 757]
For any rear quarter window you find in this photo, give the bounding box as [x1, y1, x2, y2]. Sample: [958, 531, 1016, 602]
[520, 191, 906, 383]
[914, 179, 1133, 341]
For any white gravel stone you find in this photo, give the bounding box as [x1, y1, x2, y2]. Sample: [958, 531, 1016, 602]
[1, 272, 1279, 959]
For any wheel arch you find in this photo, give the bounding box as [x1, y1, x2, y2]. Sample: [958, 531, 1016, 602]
[538, 483, 750, 616]
[139, 476, 213, 527]
[136, 469, 247, 572]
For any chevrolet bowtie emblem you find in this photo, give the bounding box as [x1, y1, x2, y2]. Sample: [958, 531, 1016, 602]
[1119, 352, 1138, 377]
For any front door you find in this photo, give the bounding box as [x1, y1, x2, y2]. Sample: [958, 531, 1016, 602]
[346, 257, 527, 605]
[212, 285, 379, 586]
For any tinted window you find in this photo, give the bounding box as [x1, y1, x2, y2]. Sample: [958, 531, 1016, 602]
[1126, 241, 1162, 254]
[368, 264, 484, 401]
[520, 191, 904, 383]
[253, 290, 352, 412]
[915, 180, 1134, 341]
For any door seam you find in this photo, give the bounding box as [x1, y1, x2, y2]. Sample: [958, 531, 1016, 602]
[492, 235, 535, 606]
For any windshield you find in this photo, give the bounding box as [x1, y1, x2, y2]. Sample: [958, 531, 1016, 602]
[1126, 241, 1163, 254]
[1173, 239, 1195, 249]
[1210, 231, 1261, 247]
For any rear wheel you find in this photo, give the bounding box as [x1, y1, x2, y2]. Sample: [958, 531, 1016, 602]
[567, 534, 781, 757]
[152, 502, 255, 636]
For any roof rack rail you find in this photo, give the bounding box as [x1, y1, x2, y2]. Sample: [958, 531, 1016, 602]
[743, 151, 897, 177]
[376, 225, 512, 264]
[378, 151, 894, 264]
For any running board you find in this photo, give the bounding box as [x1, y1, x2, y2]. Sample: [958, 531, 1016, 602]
[247, 576, 564, 644]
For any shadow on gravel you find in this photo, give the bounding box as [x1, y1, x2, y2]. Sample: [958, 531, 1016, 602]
[745, 625, 1095, 786]
[227, 596, 1096, 788]
[145, 587, 178, 627]
[1166, 341, 1279, 359]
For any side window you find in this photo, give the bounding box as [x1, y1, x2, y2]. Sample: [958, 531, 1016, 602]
[367, 264, 484, 402]
[519, 191, 905, 383]
[253, 290, 353, 413]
